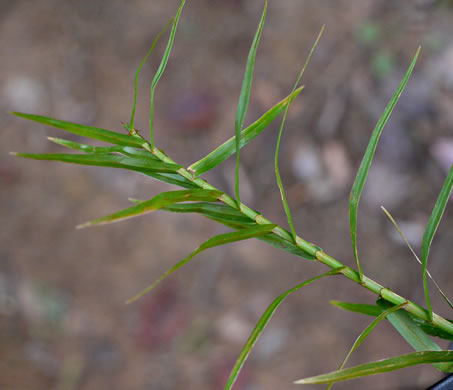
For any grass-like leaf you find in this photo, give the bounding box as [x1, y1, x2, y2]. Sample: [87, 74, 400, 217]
[274, 26, 324, 241]
[47, 137, 126, 154]
[234, 0, 267, 204]
[377, 299, 453, 373]
[349, 47, 420, 281]
[331, 300, 453, 341]
[294, 351, 453, 385]
[326, 301, 406, 390]
[188, 87, 304, 177]
[129, 19, 174, 134]
[149, 0, 186, 145]
[127, 224, 277, 304]
[12, 152, 180, 174]
[11, 112, 146, 148]
[330, 300, 382, 317]
[225, 267, 345, 390]
[421, 163, 453, 321]
[381, 206, 453, 310]
[162, 202, 317, 260]
[77, 189, 223, 228]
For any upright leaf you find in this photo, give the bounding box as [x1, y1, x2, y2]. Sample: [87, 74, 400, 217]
[326, 301, 407, 389]
[11, 112, 146, 148]
[381, 206, 453, 310]
[129, 19, 174, 134]
[76, 189, 223, 228]
[187, 87, 304, 177]
[225, 267, 345, 390]
[127, 224, 277, 303]
[149, 0, 186, 145]
[349, 47, 420, 281]
[274, 26, 324, 241]
[421, 163, 453, 321]
[234, 0, 267, 204]
[294, 351, 453, 385]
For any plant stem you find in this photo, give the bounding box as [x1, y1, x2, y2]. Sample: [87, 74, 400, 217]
[143, 142, 453, 337]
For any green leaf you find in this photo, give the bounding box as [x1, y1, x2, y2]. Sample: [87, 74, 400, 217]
[144, 172, 198, 189]
[326, 301, 407, 390]
[294, 351, 453, 385]
[225, 267, 345, 390]
[129, 19, 174, 133]
[330, 300, 453, 341]
[187, 87, 304, 177]
[377, 299, 453, 373]
[149, 0, 186, 145]
[127, 224, 277, 304]
[330, 300, 384, 317]
[274, 26, 324, 241]
[12, 152, 180, 174]
[421, 163, 453, 321]
[234, 0, 267, 204]
[162, 202, 316, 260]
[11, 112, 146, 148]
[47, 137, 126, 154]
[76, 189, 223, 228]
[349, 47, 420, 281]
[381, 206, 453, 310]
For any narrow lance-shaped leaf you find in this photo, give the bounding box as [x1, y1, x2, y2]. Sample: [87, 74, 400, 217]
[12, 152, 181, 174]
[224, 267, 345, 390]
[274, 26, 324, 241]
[331, 300, 453, 342]
[421, 163, 453, 321]
[326, 301, 407, 390]
[129, 19, 174, 133]
[127, 224, 277, 304]
[330, 300, 383, 317]
[188, 86, 304, 177]
[349, 47, 420, 281]
[77, 189, 223, 228]
[149, 0, 186, 145]
[11, 112, 146, 148]
[294, 351, 453, 385]
[377, 299, 453, 373]
[161, 202, 317, 260]
[48, 137, 127, 154]
[234, 0, 267, 204]
[381, 206, 453, 310]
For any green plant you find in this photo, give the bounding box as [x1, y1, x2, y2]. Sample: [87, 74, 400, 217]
[10, 0, 453, 387]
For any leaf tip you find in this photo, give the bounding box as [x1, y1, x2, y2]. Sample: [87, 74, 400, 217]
[75, 222, 91, 229]
[9, 151, 18, 156]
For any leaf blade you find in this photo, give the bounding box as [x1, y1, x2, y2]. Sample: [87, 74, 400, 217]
[149, 0, 186, 145]
[234, 0, 267, 204]
[349, 47, 420, 281]
[127, 224, 277, 304]
[225, 267, 345, 390]
[77, 189, 223, 228]
[294, 351, 453, 385]
[421, 163, 453, 321]
[274, 26, 324, 241]
[11, 112, 145, 148]
[188, 87, 304, 177]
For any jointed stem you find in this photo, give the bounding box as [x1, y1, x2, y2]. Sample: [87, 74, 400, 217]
[142, 142, 453, 337]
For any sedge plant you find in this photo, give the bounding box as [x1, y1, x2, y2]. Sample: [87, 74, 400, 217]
[10, 0, 453, 387]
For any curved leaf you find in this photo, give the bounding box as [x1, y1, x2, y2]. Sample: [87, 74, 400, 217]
[421, 163, 453, 321]
[11, 112, 145, 148]
[349, 47, 420, 281]
[149, 0, 186, 145]
[294, 351, 453, 385]
[234, 0, 267, 204]
[77, 189, 223, 228]
[225, 267, 345, 390]
[127, 224, 277, 304]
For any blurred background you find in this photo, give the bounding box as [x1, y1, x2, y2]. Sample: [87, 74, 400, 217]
[2, 0, 453, 389]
